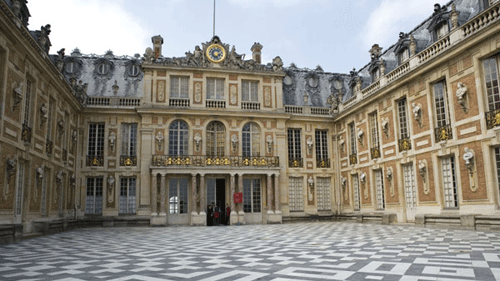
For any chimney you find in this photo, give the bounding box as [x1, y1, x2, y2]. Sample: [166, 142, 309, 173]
[251, 42, 263, 64]
[151, 35, 164, 59]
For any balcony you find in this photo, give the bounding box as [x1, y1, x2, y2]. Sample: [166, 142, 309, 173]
[21, 124, 32, 143]
[486, 108, 500, 130]
[349, 154, 357, 165]
[120, 155, 137, 166]
[316, 158, 330, 168]
[169, 98, 190, 108]
[86, 97, 141, 107]
[241, 101, 260, 110]
[370, 146, 381, 159]
[46, 139, 53, 155]
[206, 100, 226, 109]
[152, 155, 279, 168]
[435, 124, 453, 142]
[86, 155, 104, 167]
[288, 157, 303, 168]
[398, 137, 412, 151]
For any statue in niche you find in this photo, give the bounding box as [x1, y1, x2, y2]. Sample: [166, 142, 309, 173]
[266, 135, 273, 154]
[230, 85, 237, 104]
[156, 131, 164, 152]
[307, 176, 314, 202]
[108, 131, 116, 153]
[107, 176, 115, 203]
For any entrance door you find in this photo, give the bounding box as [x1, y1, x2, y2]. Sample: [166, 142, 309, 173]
[206, 178, 226, 225]
[403, 163, 417, 222]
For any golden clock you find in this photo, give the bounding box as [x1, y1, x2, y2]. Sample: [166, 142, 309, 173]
[206, 44, 226, 63]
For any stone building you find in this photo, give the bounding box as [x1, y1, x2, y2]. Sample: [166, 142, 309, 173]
[2, 0, 500, 236]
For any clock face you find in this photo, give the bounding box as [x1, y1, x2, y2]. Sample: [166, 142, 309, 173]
[206, 44, 226, 63]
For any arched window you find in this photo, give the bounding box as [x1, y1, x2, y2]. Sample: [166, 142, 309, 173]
[242, 123, 260, 157]
[168, 120, 189, 156]
[206, 121, 226, 156]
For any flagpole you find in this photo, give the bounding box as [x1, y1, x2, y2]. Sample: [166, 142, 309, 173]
[213, 0, 216, 37]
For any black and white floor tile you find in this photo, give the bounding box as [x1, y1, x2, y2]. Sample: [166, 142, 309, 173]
[1, 222, 500, 280]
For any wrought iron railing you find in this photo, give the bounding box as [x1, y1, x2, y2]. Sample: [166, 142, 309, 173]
[486, 108, 500, 130]
[86, 155, 104, 167]
[349, 154, 357, 165]
[371, 146, 381, 159]
[120, 155, 137, 166]
[316, 158, 330, 168]
[434, 124, 453, 142]
[398, 137, 412, 151]
[288, 157, 303, 168]
[46, 139, 53, 155]
[21, 124, 32, 143]
[153, 155, 279, 168]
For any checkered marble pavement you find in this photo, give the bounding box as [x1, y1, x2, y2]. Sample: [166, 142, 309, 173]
[2, 222, 500, 281]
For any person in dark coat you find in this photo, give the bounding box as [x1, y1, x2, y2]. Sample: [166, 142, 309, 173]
[226, 203, 231, 225]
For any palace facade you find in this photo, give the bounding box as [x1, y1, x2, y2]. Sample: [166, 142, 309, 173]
[2, 0, 500, 236]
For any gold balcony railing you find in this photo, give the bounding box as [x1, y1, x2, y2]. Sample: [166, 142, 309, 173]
[486, 108, 500, 130]
[120, 155, 137, 166]
[399, 137, 412, 151]
[371, 146, 381, 159]
[435, 124, 453, 142]
[153, 155, 279, 168]
[316, 158, 330, 168]
[349, 154, 357, 165]
[21, 124, 32, 143]
[86, 155, 104, 167]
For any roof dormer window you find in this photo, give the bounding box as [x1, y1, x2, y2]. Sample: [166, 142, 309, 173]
[398, 48, 410, 64]
[97, 63, 110, 75]
[436, 22, 449, 40]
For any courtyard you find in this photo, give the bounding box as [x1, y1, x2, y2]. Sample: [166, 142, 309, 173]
[1, 222, 500, 280]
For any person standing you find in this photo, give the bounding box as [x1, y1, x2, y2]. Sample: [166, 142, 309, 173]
[226, 203, 231, 225]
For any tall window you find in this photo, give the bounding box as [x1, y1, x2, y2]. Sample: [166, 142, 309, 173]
[119, 177, 136, 214]
[398, 48, 410, 64]
[15, 161, 25, 216]
[316, 177, 332, 211]
[374, 170, 385, 210]
[369, 112, 380, 159]
[397, 98, 411, 151]
[88, 124, 105, 157]
[46, 99, 54, 141]
[349, 123, 357, 165]
[289, 177, 304, 212]
[483, 56, 500, 111]
[398, 98, 409, 139]
[169, 120, 189, 156]
[85, 177, 103, 215]
[207, 78, 225, 100]
[40, 168, 48, 216]
[207, 121, 226, 157]
[287, 128, 302, 167]
[242, 123, 260, 157]
[315, 130, 329, 168]
[243, 178, 261, 213]
[242, 80, 259, 102]
[121, 123, 137, 156]
[495, 147, 500, 201]
[169, 178, 188, 214]
[435, 22, 449, 40]
[442, 157, 458, 208]
[170, 76, 189, 99]
[352, 174, 360, 211]
[433, 81, 451, 128]
[23, 78, 32, 126]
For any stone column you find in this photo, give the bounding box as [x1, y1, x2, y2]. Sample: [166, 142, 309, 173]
[191, 174, 198, 214]
[267, 174, 274, 213]
[274, 173, 280, 213]
[199, 174, 206, 215]
[151, 172, 158, 215]
[230, 173, 236, 213]
[238, 173, 244, 212]
[160, 173, 166, 215]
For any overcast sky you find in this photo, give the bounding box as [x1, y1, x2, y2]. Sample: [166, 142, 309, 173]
[28, 0, 448, 74]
